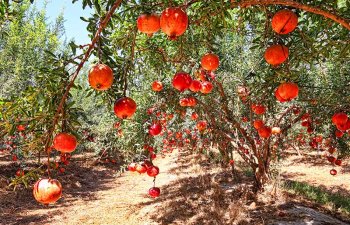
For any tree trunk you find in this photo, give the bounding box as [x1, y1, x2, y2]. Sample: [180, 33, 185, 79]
[254, 164, 270, 191]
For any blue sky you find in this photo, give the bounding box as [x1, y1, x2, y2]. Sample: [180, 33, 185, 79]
[36, 0, 93, 45]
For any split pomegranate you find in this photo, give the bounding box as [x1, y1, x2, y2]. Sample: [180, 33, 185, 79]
[149, 123, 162, 136]
[152, 81, 163, 92]
[53, 133, 77, 153]
[114, 97, 137, 119]
[88, 64, 114, 91]
[148, 187, 160, 198]
[189, 80, 202, 92]
[172, 72, 192, 92]
[332, 112, 348, 126]
[137, 14, 160, 35]
[201, 53, 219, 71]
[160, 8, 188, 40]
[330, 169, 337, 176]
[264, 44, 289, 66]
[253, 120, 264, 129]
[128, 162, 137, 172]
[33, 178, 62, 204]
[200, 81, 213, 94]
[147, 166, 159, 177]
[258, 126, 272, 138]
[276, 82, 299, 101]
[272, 9, 298, 34]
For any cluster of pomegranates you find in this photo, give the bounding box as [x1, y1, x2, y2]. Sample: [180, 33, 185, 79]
[128, 159, 160, 198]
[137, 7, 188, 39]
[264, 9, 298, 66]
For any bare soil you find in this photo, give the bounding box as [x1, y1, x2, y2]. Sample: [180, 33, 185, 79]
[0, 149, 349, 225]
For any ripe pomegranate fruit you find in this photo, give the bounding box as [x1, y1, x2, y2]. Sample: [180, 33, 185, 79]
[53, 133, 77, 153]
[196, 121, 207, 131]
[17, 124, 26, 131]
[272, 9, 298, 34]
[276, 82, 299, 101]
[327, 156, 336, 163]
[149, 123, 162, 136]
[264, 44, 289, 66]
[189, 80, 202, 92]
[201, 53, 219, 71]
[187, 97, 197, 107]
[335, 130, 343, 138]
[152, 81, 163, 92]
[332, 112, 348, 126]
[137, 14, 160, 36]
[135, 163, 147, 174]
[191, 112, 199, 120]
[88, 64, 114, 91]
[252, 104, 266, 115]
[242, 117, 249, 122]
[172, 72, 192, 91]
[258, 126, 272, 138]
[337, 120, 350, 131]
[160, 8, 188, 40]
[253, 120, 264, 129]
[128, 162, 137, 172]
[12, 154, 18, 161]
[147, 166, 159, 177]
[149, 187, 160, 198]
[114, 97, 137, 119]
[16, 169, 24, 177]
[275, 89, 287, 103]
[330, 169, 337, 176]
[179, 98, 189, 107]
[335, 159, 342, 166]
[200, 81, 213, 94]
[33, 178, 62, 204]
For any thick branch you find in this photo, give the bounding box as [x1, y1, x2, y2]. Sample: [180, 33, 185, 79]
[44, 0, 123, 153]
[231, 0, 350, 30]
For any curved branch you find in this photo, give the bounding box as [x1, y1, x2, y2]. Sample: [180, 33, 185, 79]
[43, 0, 123, 153]
[231, 0, 350, 30]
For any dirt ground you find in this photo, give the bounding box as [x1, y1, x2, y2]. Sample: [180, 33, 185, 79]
[0, 149, 349, 225]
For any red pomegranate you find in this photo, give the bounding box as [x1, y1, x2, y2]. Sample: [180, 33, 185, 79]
[147, 166, 159, 177]
[196, 121, 207, 131]
[187, 97, 197, 107]
[276, 82, 299, 101]
[242, 117, 249, 122]
[114, 97, 137, 119]
[253, 120, 264, 129]
[17, 124, 26, 131]
[327, 156, 336, 163]
[200, 81, 213, 94]
[272, 9, 298, 34]
[160, 8, 188, 40]
[252, 104, 266, 115]
[179, 98, 189, 107]
[189, 80, 202, 92]
[88, 64, 114, 91]
[264, 44, 289, 66]
[53, 133, 77, 153]
[135, 163, 147, 174]
[137, 14, 160, 35]
[201, 53, 219, 71]
[332, 112, 348, 126]
[335, 130, 343, 138]
[191, 112, 199, 120]
[149, 123, 162, 136]
[16, 169, 24, 177]
[330, 169, 337, 176]
[335, 159, 342, 166]
[33, 179, 62, 204]
[337, 120, 350, 131]
[258, 126, 272, 138]
[128, 162, 137, 172]
[152, 81, 163, 92]
[172, 72, 192, 91]
[149, 187, 160, 198]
